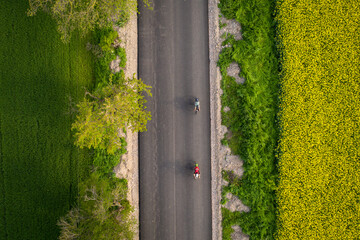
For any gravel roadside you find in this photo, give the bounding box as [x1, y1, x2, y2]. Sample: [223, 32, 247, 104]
[113, 11, 140, 240]
[208, 0, 223, 239]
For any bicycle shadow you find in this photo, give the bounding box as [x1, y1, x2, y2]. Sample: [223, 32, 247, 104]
[174, 95, 196, 113]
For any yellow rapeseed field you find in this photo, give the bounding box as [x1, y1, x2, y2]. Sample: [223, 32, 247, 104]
[276, 0, 360, 239]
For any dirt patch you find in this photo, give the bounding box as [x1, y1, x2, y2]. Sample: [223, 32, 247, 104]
[224, 192, 250, 213]
[227, 62, 245, 84]
[231, 225, 250, 240]
[220, 17, 242, 41]
[221, 153, 245, 177]
[110, 56, 122, 73]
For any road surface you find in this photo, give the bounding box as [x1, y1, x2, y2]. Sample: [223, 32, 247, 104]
[139, 0, 211, 239]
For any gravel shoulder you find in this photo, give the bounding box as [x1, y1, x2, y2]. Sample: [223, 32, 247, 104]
[112, 11, 140, 240]
[208, 0, 223, 239]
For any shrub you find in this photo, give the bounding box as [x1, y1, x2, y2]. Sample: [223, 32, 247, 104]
[95, 51, 117, 87]
[58, 172, 135, 240]
[93, 146, 127, 177]
[98, 28, 118, 52]
[218, 0, 241, 19]
[115, 47, 127, 68]
[92, 28, 127, 88]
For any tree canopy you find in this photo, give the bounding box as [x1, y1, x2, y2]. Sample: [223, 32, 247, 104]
[72, 75, 151, 154]
[27, 0, 144, 42]
[57, 172, 135, 240]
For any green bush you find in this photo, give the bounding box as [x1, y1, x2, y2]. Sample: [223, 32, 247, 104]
[115, 47, 127, 68]
[98, 28, 118, 52]
[92, 28, 127, 88]
[95, 51, 117, 87]
[111, 70, 126, 84]
[93, 142, 127, 177]
[58, 172, 135, 240]
[218, 0, 241, 19]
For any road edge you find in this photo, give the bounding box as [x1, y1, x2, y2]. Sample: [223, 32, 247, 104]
[208, 0, 222, 240]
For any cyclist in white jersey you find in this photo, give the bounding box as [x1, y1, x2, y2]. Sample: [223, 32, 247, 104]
[194, 98, 200, 112]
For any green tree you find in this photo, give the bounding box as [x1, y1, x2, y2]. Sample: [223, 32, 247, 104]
[57, 172, 136, 240]
[27, 0, 151, 42]
[72, 75, 151, 154]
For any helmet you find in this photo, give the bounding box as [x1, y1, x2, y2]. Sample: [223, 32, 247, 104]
[195, 98, 199, 102]
[195, 163, 198, 167]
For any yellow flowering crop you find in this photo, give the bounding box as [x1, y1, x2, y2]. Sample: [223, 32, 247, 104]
[276, 0, 360, 239]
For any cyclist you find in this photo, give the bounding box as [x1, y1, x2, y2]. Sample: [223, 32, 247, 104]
[194, 163, 200, 179]
[194, 98, 200, 112]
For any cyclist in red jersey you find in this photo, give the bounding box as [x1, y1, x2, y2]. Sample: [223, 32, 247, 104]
[194, 163, 200, 179]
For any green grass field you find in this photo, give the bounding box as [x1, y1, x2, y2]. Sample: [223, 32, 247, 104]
[0, 1, 94, 239]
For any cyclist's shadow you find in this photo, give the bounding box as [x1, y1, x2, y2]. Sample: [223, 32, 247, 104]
[174, 96, 196, 113]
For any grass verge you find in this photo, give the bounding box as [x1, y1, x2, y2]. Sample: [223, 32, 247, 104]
[218, 0, 279, 239]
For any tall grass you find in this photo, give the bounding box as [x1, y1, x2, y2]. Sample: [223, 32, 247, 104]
[0, 0, 94, 239]
[218, 0, 279, 239]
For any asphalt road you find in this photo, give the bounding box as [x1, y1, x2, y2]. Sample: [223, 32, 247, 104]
[138, 0, 211, 239]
